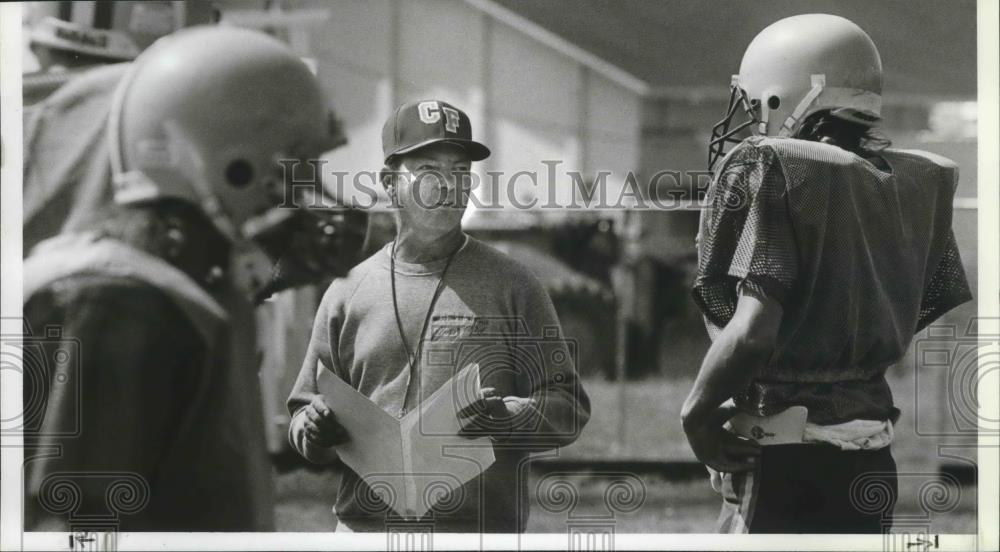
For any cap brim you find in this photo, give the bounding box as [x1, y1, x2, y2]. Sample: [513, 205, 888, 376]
[387, 138, 491, 163]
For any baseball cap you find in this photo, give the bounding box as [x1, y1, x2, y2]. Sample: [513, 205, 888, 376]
[382, 100, 491, 164]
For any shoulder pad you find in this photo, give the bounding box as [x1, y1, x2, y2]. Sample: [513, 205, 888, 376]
[25, 234, 227, 343]
[883, 148, 959, 171]
[755, 137, 858, 167]
[882, 148, 960, 188]
[713, 136, 773, 173]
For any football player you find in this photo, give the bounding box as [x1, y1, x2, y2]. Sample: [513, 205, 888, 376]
[23, 27, 366, 530]
[682, 13, 972, 533]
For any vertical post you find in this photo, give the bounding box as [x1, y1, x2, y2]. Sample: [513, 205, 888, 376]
[611, 210, 637, 455]
[578, 65, 591, 179]
[612, 269, 628, 455]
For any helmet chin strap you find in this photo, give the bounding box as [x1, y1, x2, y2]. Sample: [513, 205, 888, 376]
[213, 208, 283, 301]
[777, 74, 826, 137]
[757, 109, 769, 136]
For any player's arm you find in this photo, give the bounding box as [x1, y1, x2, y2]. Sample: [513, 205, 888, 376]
[684, 142, 796, 472]
[286, 282, 350, 464]
[681, 286, 781, 471]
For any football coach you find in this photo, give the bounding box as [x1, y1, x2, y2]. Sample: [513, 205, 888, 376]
[286, 99, 591, 532]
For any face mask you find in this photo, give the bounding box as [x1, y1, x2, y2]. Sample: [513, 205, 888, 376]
[240, 205, 369, 304]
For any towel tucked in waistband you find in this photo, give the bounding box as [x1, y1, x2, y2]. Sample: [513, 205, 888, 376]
[803, 418, 894, 451]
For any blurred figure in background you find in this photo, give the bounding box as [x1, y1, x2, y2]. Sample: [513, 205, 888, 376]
[22, 1, 215, 250]
[683, 14, 971, 533]
[23, 26, 367, 530]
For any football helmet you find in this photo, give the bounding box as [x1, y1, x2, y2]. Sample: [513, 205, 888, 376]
[709, 14, 883, 171]
[108, 26, 366, 300]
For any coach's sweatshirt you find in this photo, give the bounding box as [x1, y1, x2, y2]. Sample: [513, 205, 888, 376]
[287, 235, 590, 532]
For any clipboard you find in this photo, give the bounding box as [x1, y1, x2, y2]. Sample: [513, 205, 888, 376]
[317, 363, 496, 519]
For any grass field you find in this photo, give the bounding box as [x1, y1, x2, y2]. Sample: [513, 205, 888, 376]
[274, 373, 977, 533]
[556, 378, 693, 461]
[274, 468, 724, 532]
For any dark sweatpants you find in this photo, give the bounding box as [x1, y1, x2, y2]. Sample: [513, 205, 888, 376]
[717, 444, 898, 533]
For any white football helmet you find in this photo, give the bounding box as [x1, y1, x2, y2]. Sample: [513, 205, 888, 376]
[108, 26, 365, 300]
[709, 14, 883, 170]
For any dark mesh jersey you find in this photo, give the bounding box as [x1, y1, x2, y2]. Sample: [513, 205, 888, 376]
[693, 136, 972, 424]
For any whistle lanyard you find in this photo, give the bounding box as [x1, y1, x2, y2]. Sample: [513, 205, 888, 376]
[390, 236, 464, 387]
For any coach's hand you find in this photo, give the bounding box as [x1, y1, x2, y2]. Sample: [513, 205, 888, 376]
[683, 402, 760, 473]
[457, 387, 524, 441]
[302, 395, 350, 447]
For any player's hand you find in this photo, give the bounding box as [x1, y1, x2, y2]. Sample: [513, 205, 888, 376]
[683, 402, 760, 473]
[302, 395, 349, 447]
[457, 387, 520, 440]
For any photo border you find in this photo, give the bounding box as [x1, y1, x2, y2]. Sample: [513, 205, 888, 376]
[1, 1, 997, 550]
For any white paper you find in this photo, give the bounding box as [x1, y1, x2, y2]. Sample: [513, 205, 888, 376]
[729, 405, 809, 445]
[317, 363, 496, 519]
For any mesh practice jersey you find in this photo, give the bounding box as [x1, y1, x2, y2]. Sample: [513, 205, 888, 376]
[693, 136, 971, 423]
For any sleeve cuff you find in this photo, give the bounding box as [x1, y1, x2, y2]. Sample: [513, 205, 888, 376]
[736, 275, 792, 309]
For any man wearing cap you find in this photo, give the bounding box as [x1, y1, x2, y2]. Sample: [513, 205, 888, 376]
[286, 100, 591, 532]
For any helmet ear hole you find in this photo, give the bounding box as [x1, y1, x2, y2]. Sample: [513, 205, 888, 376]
[767, 95, 781, 110]
[226, 159, 254, 188]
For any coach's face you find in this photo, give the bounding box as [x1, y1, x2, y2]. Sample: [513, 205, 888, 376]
[394, 142, 472, 234]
